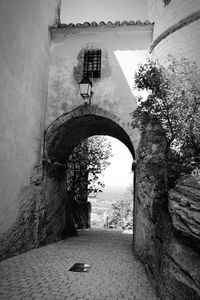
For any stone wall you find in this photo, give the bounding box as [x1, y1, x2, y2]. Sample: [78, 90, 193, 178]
[0, 165, 76, 261]
[169, 175, 200, 251]
[134, 126, 200, 299]
[162, 175, 200, 299]
[133, 125, 169, 285]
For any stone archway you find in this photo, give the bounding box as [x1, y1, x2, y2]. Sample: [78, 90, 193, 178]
[0, 105, 137, 260]
[42, 105, 136, 241]
[44, 105, 136, 162]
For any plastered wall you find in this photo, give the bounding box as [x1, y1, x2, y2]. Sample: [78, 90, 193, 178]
[147, 0, 200, 63]
[46, 25, 153, 130]
[0, 0, 60, 233]
[152, 19, 200, 64]
[148, 0, 200, 39]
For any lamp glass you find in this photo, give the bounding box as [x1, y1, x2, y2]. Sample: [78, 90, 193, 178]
[79, 78, 92, 99]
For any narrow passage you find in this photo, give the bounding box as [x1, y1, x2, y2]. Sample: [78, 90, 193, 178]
[0, 230, 158, 300]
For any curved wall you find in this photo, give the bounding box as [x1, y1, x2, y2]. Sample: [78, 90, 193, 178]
[147, 0, 200, 63]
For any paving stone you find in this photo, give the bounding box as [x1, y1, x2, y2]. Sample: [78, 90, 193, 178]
[0, 229, 158, 300]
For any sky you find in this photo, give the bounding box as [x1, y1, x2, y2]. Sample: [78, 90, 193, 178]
[61, 0, 148, 24]
[100, 49, 148, 188]
[60, 0, 148, 188]
[99, 137, 133, 188]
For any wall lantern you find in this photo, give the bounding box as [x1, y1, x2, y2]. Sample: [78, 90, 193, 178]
[79, 77, 93, 105]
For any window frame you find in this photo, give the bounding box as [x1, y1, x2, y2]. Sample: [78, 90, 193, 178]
[83, 49, 101, 79]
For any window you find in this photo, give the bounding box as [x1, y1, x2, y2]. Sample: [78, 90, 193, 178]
[164, 0, 172, 5]
[83, 49, 101, 79]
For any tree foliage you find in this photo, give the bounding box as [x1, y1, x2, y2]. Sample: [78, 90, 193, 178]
[109, 186, 133, 229]
[66, 136, 113, 202]
[132, 55, 200, 186]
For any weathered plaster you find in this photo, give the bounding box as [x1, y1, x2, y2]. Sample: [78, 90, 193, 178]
[46, 24, 153, 130]
[0, 0, 60, 233]
[73, 47, 111, 83]
[147, 0, 200, 40]
[147, 0, 200, 64]
[150, 11, 200, 53]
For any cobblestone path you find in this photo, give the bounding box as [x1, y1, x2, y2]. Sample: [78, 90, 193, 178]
[0, 229, 158, 300]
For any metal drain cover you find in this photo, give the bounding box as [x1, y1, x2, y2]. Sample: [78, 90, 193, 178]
[69, 263, 90, 272]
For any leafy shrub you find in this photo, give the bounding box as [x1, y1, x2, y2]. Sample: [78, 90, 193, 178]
[132, 55, 200, 187]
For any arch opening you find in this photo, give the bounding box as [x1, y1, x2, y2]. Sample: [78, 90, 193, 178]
[45, 114, 135, 165]
[42, 106, 136, 239]
[87, 136, 133, 231]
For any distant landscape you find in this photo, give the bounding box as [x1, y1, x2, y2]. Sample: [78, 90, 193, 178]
[89, 185, 132, 228]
